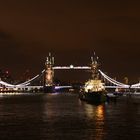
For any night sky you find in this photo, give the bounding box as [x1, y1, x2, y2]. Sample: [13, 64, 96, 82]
[0, 0, 140, 83]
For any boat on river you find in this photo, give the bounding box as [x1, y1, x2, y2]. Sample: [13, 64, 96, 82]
[79, 52, 107, 104]
[79, 79, 107, 104]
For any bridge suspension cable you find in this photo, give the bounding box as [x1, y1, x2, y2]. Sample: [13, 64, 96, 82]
[99, 70, 130, 88]
[17, 69, 45, 86]
[0, 80, 15, 87]
[0, 70, 45, 88]
[17, 74, 40, 86]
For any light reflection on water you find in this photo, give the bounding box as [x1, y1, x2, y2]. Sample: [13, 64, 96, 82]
[83, 103, 105, 140]
[0, 93, 140, 140]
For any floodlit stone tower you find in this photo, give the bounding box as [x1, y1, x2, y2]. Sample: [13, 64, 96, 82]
[44, 52, 55, 93]
[90, 52, 100, 80]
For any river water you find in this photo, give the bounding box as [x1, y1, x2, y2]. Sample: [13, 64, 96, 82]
[0, 93, 140, 140]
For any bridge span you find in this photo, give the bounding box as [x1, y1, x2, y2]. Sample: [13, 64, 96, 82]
[0, 53, 139, 92]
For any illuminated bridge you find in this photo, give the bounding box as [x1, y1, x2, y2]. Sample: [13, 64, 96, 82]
[0, 53, 139, 92]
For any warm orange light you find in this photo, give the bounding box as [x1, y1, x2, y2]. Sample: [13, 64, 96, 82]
[96, 105, 104, 120]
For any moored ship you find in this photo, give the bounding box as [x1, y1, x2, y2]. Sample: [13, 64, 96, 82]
[79, 79, 107, 104]
[79, 52, 107, 104]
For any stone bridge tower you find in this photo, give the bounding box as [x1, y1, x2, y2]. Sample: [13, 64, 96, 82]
[44, 53, 55, 93]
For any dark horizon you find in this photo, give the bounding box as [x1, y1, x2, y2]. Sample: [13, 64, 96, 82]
[0, 0, 140, 83]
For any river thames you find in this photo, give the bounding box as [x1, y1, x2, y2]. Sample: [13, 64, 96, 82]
[0, 93, 140, 140]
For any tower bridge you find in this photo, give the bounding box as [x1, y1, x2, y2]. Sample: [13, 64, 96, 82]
[0, 53, 139, 93]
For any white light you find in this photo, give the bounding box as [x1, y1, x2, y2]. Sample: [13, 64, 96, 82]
[70, 65, 74, 69]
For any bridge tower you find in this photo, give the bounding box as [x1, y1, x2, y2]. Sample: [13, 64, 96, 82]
[44, 52, 55, 93]
[90, 52, 100, 80]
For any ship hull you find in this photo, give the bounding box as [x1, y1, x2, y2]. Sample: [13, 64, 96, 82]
[79, 91, 107, 104]
[43, 86, 55, 93]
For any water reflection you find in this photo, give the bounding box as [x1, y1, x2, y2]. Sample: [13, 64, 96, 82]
[1, 93, 140, 140]
[84, 103, 105, 140]
[96, 105, 104, 120]
[95, 105, 105, 140]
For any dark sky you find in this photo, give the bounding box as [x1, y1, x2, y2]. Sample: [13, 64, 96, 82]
[0, 0, 140, 83]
